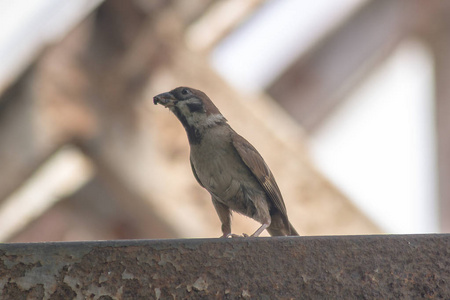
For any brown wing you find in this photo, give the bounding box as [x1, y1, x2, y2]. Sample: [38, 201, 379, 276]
[231, 132, 288, 220]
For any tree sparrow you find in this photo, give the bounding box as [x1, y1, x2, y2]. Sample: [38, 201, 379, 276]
[154, 87, 298, 237]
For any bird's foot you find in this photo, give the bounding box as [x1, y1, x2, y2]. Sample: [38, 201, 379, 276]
[225, 233, 250, 238]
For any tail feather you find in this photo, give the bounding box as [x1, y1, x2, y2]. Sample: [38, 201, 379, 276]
[267, 221, 299, 236]
[288, 221, 299, 236]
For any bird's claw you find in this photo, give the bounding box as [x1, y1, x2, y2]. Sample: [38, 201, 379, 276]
[225, 233, 249, 238]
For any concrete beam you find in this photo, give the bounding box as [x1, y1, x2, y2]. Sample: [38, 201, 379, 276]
[266, 0, 432, 131]
[1, 235, 449, 299]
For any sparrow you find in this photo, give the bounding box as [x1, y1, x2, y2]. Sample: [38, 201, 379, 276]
[153, 87, 298, 237]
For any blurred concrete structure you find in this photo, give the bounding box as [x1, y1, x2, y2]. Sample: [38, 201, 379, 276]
[1, 0, 448, 241]
[266, 0, 450, 231]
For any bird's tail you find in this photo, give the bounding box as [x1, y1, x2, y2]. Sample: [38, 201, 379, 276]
[288, 221, 299, 236]
[267, 221, 299, 236]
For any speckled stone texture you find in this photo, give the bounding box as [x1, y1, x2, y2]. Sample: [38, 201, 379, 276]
[1, 235, 449, 299]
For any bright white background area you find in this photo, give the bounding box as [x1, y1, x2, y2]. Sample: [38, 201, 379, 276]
[0, 0, 102, 92]
[211, 0, 438, 233]
[310, 40, 437, 233]
[212, 0, 367, 93]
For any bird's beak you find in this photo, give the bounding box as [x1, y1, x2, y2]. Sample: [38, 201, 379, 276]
[153, 92, 177, 108]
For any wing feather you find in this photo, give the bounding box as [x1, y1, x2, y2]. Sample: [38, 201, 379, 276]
[231, 132, 288, 219]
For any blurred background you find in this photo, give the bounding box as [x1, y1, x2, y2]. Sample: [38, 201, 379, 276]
[0, 0, 448, 242]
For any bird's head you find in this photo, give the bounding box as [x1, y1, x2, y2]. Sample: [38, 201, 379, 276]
[153, 87, 227, 129]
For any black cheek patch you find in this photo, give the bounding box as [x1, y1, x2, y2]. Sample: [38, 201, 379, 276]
[187, 103, 204, 113]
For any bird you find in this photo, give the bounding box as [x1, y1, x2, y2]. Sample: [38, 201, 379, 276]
[153, 86, 298, 237]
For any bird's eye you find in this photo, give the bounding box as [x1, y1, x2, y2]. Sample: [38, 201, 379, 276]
[181, 88, 189, 95]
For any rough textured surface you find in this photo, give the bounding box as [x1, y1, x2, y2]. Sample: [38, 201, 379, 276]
[1, 235, 449, 299]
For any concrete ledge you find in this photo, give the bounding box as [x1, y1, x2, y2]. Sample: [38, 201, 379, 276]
[1, 235, 449, 299]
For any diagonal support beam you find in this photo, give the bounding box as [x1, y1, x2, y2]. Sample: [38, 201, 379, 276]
[266, 0, 430, 131]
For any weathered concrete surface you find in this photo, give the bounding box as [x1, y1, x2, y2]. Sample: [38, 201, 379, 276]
[0, 235, 449, 299]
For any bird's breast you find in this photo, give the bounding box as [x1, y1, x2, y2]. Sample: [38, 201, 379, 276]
[190, 133, 246, 200]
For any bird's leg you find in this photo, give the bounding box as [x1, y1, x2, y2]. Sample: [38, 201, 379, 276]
[250, 221, 270, 237]
[226, 221, 271, 238]
[219, 225, 231, 238]
[212, 197, 232, 238]
[225, 223, 268, 238]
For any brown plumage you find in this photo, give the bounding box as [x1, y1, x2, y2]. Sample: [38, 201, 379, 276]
[154, 87, 298, 237]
